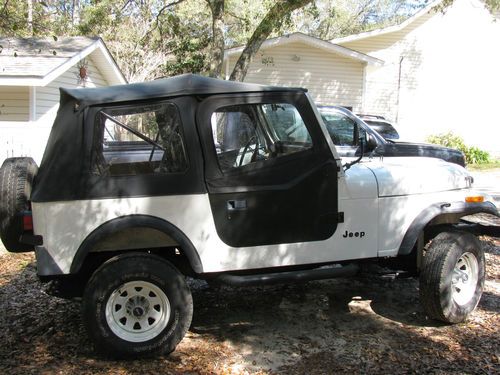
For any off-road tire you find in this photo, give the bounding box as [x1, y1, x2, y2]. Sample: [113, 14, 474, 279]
[82, 253, 193, 358]
[420, 231, 485, 323]
[0, 157, 38, 252]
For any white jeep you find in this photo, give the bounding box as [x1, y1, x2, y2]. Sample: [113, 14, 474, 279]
[0, 74, 497, 357]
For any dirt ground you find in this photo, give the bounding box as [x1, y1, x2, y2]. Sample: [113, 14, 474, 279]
[0, 236, 498, 375]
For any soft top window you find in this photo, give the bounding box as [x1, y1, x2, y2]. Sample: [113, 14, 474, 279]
[210, 103, 313, 172]
[93, 102, 188, 176]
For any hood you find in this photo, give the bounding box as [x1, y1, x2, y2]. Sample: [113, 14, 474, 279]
[365, 157, 471, 197]
[390, 140, 455, 150]
[378, 141, 465, 167]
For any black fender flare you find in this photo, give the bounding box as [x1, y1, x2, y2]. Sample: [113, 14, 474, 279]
[70, 214, 203, 274]
[398, 201, 498, 255]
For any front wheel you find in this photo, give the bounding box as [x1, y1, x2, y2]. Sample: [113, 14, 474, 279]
[82, 253, 193, 357]
[419, 231, 485, 323]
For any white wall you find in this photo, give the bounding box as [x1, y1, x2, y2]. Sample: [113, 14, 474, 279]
[227, 41, 365, 111]
[0, 54, 109, 165]
[341, 0, 500, 157]
[0, 121, 50, 162]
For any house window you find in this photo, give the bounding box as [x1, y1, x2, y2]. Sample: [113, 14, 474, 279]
[210, 103, 312, 171]
[93, 102, 188, 176]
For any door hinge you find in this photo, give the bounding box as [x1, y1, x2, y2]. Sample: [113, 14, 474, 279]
[338, 212, 344, 223]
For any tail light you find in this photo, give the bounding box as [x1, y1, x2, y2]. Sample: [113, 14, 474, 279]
[22, 211, 33, 231]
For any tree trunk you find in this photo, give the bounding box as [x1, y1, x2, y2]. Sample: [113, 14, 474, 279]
[207, 0, 225, 78]
[27, 0, 33, 36]
[229, 0, 313, 82]
[72, 0, 81, 26]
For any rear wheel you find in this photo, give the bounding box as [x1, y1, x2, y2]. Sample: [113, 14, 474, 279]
[419, 231, 485, 323]
[82, 253, 193, 357]
[0, 157, 38, 252]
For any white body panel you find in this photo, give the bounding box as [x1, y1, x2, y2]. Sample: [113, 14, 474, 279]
[32, 191, 378, 274]
[32, 156, 478, 275]
[368, 157, 470, 196]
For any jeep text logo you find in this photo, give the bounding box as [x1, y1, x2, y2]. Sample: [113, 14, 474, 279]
[342, 230, 365, 238]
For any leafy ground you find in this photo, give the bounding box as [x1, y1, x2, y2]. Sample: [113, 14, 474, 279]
[467, 163, 500, 171]
[0, 236, 498, 375]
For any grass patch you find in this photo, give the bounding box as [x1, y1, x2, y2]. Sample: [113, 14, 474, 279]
[467, 160, 500, 171]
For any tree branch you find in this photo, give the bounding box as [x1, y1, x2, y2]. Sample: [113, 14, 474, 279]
[229, 0, 313, 81]
[141, 0, 188, 44]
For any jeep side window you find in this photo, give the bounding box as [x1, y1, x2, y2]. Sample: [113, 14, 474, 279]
[93, 103, 188, 176]
[210, 103, 312, 171]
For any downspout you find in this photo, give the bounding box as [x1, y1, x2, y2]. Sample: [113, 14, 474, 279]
[395, 55, 404, 123]
[29, 86, 36, 122]
[361, 63, 367, 113]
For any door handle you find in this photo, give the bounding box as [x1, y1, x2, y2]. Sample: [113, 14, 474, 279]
[227, 199, 247, 211]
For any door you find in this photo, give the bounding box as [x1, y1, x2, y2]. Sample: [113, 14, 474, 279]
[198, 93, 339, 248]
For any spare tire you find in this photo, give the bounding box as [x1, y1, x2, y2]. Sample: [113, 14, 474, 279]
[0, 157, 38, 252]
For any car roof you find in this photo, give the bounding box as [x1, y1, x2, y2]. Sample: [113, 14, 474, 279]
[61, 73, 307, 109]
[356, 114, 387, 120]
[363, 118, 393, 125]
[316, 105, 352, 115]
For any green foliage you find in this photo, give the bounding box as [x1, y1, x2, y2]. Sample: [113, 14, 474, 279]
[426, 132, 466, 150]
[426, 132, 490, 165]
[438, 0, 500, 13]
[0, 0, 431, 81]
[466, 146, 490, 165]
[0, 0, 52, 36]
[286, 0, 426, 40]
[77, 1, 120, 36]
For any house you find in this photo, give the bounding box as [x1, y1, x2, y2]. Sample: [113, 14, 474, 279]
[225, 32, 384, 111]
[224, 0, 500, 157]
[0, 37, 126, 164]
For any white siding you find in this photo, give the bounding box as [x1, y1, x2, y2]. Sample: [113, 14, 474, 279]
[341, 11, 433, 122]
[36, 55, 108, 123]
[1, 54, 111, 164]
[340, 0, 500, 157]
[0, 87, 29, 121]
[227, 42, 365, 111]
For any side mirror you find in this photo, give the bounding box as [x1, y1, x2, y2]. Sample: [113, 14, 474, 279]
[365, 133, 378, 151]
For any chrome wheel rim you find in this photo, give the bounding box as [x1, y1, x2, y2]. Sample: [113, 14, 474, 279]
[105, 281, 170, 342]
[451, 252, 478, 306]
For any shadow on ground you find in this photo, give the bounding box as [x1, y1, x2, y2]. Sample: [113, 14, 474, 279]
[0, 238, 498, 374]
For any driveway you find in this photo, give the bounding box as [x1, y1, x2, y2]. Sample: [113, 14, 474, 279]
[470, 169, 500, 207]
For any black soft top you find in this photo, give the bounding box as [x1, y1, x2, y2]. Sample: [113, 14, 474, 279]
[31, 74, 308, 202]
[62, 74, 306, 109]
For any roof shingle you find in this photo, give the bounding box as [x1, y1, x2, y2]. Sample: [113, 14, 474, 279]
[0, 37, 98, 78]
